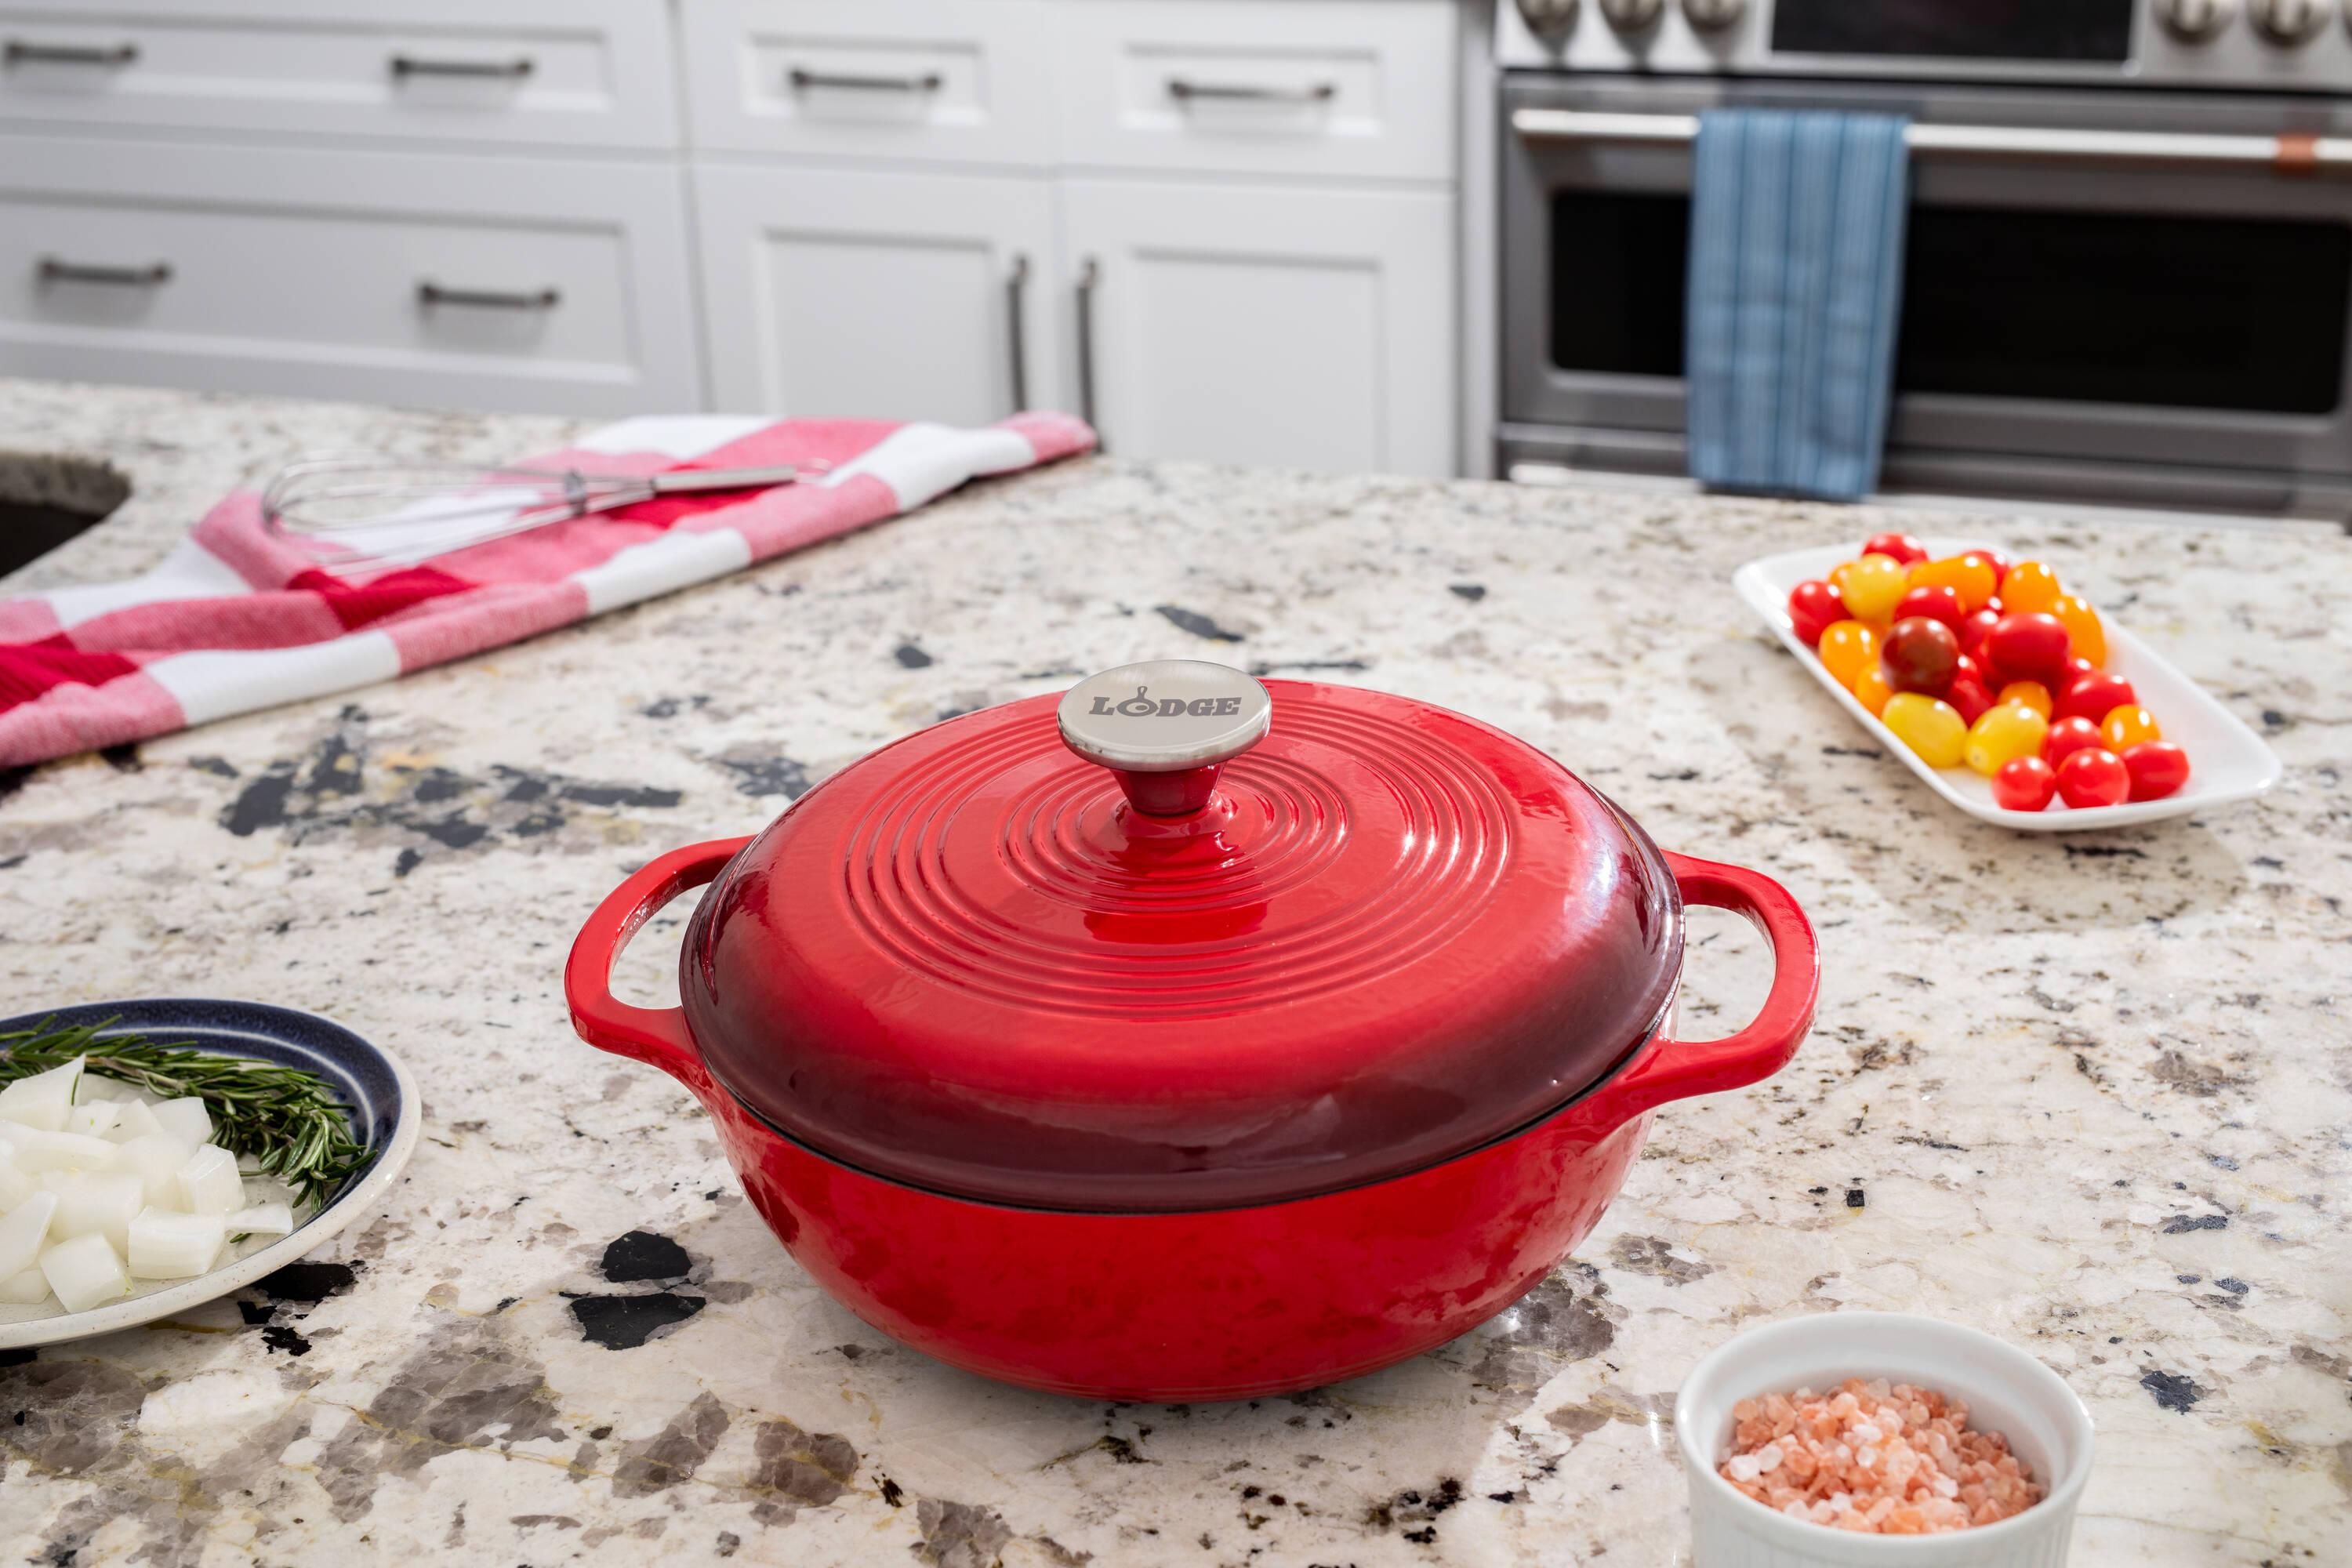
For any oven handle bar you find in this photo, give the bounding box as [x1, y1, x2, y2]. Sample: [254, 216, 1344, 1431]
[1511, 109, 2352, 175]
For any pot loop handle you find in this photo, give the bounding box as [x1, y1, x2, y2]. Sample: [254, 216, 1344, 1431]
[564, 836, 753, 1100]
[1606, 851, 1820, 1120]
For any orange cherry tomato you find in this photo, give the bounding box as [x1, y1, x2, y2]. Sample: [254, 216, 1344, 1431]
[2101, 704, 2161, 750]
[2001, 560, 2063, 615]
[1998, 681, 2053, 718]
[1852, 666, 1895, 717]
[1817, 620, 1880, 689]
[2053, 593, 2107, 668]
[1828, 559, 1865, 596]
[1908, 553, 2000, 614]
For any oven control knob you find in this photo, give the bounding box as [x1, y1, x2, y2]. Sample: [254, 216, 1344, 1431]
[1682, 0, 1748, 29]
[2250, 0, 2328, 41]
[2155, 0, 2238, 40]
[1515, 0, 1580, 38]
[1599, 0, 1665, 31]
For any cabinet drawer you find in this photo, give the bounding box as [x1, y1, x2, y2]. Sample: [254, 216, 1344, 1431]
[0, 136, 700, 416]
[0, 0, 677, 150]
[681, 0, 1055, 166]
[1054, 0, 1456, 182]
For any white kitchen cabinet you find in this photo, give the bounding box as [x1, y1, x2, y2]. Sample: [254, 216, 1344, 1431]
[1062, 180, 1455, 476]
[694, 163, 1061, 426]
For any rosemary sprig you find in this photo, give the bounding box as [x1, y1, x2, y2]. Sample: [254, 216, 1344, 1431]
[0, 1018, 368, 1207]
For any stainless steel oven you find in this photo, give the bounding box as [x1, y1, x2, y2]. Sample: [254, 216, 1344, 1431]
[1497, 1, 2352, 521]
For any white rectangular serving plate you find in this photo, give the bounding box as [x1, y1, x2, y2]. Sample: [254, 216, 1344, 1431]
[1733, 538, 2282, 832]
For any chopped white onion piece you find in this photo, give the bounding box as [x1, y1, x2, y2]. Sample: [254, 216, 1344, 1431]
[0, 1192, 58, 1278]
[176, 1145, 245, 1216]
[128, 1207, 226, 1279]
[0, 1057, 83, 1132]
[41, 1231, 129, 1313]
[75, 1074, 139, 1103]
[0, 1149, 31, 1212]
[49, 1171, 144, 1252]
[151, 1098, 213, 1149]
[111, 1134, 194, 1208]
[62, 1100, 121, 1139]
[0, 1123, 117, 1173]
[227, 1201, 294, 1239]
[106, 1100, 165, 1144]
[0, 1266, 48, 1305]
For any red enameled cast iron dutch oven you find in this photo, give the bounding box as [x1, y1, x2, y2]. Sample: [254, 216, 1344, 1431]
[567, 661, 1817, 1401]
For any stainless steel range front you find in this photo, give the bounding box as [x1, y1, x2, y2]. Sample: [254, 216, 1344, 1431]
[1497, 1, 2352, 520]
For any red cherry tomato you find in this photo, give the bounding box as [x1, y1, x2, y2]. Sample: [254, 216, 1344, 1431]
[2042, 716, 2105, 769]
[1786, 579, 1846, 647]
[1991, 755, 2057, 812]
[2055, 671, 2136, 726]
[1881, 616, 1961, 696]
[2055, 747, 2129, 809]
[1984, 612, 2072, 687]
[1946, 673, 1996, 726]
[1980, 550, 2012, 589]
[1958, 608, 2001, 659]
[2122, 741, 2190, 802]
[1892, 583, 1966, 634]
[1862, 532, 1928, 566]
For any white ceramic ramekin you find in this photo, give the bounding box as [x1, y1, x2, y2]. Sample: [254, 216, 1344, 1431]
[1675, 1312, 2095, 1568]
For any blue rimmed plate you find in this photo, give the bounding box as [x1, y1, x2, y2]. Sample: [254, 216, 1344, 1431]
[0, 999, 419, 1348]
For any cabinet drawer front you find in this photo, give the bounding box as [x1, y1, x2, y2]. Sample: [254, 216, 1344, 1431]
[0, 136, 699, 416]
[1054, 0, 1456, 181]
[0, 0, 677, 149]
[681, 0, 1055, 165]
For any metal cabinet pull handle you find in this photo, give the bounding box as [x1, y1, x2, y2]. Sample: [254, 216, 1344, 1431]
[1075, 257, 1102, 449]
[1005, 253, 1030, 413]
[390, 54, 534, 80]
[1167, 78, 1336, 103]
[3, 40, 138, 67]
[417, 281, 561, 310]
[38, 257, 171, 286]
[788, 67, 943, 93]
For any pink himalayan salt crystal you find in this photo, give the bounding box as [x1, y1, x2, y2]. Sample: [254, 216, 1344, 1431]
[1719, 1377, 2043, 1535]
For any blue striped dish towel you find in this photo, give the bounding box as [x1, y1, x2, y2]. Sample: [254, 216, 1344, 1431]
[1685, 111, 1911, 502]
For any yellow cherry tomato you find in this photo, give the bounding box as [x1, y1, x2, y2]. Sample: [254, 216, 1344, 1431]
[1908, 553, 2001, 614]
[1817, 619, 1880, 689]
[1882, 692, 1968, 769]
[1852, 666, 1894, 717]
[2053, 593, 2107, 668]
[2100, 704, 2161, 750]
[1998, 681, 2053, 719]
[1838, 554, 1911, 624]
[1965, 702, 2050, 777]
[2001, 560, 2063, 615]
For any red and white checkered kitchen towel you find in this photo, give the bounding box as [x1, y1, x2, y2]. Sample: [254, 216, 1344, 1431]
[0, 411, 1094, 768]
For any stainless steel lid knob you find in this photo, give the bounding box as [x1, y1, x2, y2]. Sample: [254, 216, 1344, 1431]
[1058, 660, 1272, 817]
[2156, 0, 2239, 40]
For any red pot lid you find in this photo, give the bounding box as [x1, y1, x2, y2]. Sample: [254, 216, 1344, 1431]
[682, 660, 1683, 1211]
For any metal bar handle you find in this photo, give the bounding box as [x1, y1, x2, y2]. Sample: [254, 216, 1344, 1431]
[788, 67, 942, 93]
[1510, 107, 2352, 175]
[416, 281, 561, 310]
[1168, 78, 1335, 104]
[38, 257, 170, 286]
[3, 40, 138, 67]
[390, 54, 534, 80]
[1005, 253, 1031, 413]
[1075, 257, 1101, 450]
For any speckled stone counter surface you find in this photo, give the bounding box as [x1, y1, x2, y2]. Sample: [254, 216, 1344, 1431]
[2, 379, 2346, 1568]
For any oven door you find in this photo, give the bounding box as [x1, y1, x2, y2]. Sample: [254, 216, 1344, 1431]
[1501, 76, 2352, 515]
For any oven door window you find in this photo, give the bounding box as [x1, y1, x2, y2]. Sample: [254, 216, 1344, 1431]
[1548, 193, 2352, 416]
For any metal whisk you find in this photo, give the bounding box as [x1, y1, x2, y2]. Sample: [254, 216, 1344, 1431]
[259, 452, 826, 570]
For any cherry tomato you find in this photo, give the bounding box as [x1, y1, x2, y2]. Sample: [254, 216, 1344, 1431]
[1892, 583, 1965, 634]
[1981, 595, 2004, 617]
[2042, 716, 2105, 768]
[2001, 560, 2063, 615]
[1958, 608, 2001, 659]
[2100, 704, 2161, 750]
[2053, 593, 2107, 668]
[1852, 666, 1895, 717]
[1882, 616, 1961, 696]
[1991, 755, 2057, 812]
[1998, 681, 2053, 718]
[1882, 692, 1968, 768]
[1980, 549, 2012, 589]
[1984, 612, 2072, 687]
[1946, 673, 1996, 726]
[1787, 579, 1846, 647]
[2122, 740, 2190, 802]
[1908, 553, 2000, 614]
[1828, 558, 1864, 596]
[1862, 532, 1929, 566]
[1964, 702, 2049, 777]
[2056, 671, 2135, 725]
[1817, 620, 1880, 689]
[1839, 554, 1911, 624]
[2055, 746, 2129, 808]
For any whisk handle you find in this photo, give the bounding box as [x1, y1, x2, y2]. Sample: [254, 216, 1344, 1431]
[643, 465, 815, 497]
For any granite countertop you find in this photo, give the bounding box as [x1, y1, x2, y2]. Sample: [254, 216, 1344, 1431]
[1, 379, 2346, 1567]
